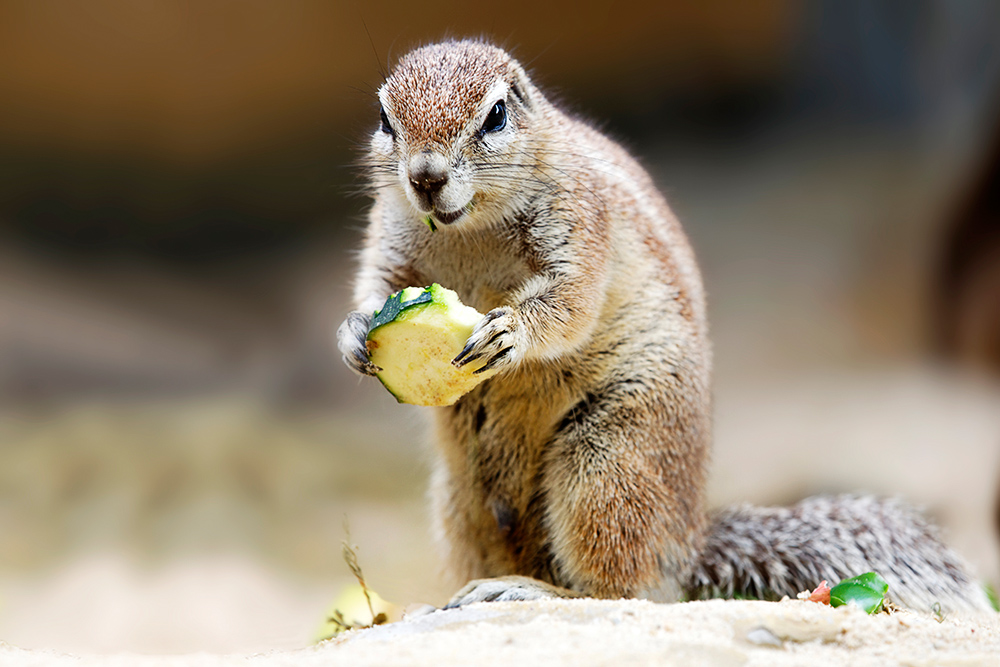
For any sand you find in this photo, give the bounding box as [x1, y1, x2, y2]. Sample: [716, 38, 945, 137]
[2, 597, 998, 666]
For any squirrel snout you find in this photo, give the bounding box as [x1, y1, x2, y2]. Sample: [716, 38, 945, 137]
[408, 152, 450, 198]
[410, 171, 448, 196]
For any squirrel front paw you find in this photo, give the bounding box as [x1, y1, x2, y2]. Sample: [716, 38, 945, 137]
[452, 306, 521, 374]
[336, 311, 381, 377]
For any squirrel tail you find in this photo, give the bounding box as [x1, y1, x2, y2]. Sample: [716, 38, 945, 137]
[685, 494, 995, 615]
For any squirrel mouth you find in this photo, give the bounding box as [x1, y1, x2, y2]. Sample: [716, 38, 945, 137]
[432, 202, 472, 226]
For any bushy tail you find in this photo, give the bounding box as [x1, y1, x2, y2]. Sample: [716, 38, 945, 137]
[685, 494, 994, 615]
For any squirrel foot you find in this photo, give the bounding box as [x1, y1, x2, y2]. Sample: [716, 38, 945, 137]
[442, 575, 582, 609]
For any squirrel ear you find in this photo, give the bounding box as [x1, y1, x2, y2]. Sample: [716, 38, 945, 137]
[509, 67, 533, 110]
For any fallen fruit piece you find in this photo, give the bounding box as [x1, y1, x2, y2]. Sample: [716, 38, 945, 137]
[808, 580, 831, 604]
[315, 583, 397, 642]
[366, 284, 498, 406]
[829, 572, 888, 614]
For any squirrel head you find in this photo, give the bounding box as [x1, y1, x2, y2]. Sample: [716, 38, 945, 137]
[369, 40, 542, 229]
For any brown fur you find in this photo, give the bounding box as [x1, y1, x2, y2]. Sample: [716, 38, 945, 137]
[337, 39, 992, 613]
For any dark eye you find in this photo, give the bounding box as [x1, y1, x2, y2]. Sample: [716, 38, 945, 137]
[379, 107, 393, 135]
[481, 100, 506, 134]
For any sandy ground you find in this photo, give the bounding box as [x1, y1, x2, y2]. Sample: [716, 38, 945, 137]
[1, 598, 998, 666]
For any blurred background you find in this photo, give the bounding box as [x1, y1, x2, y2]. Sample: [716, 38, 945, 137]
[1, 0, 999, 654]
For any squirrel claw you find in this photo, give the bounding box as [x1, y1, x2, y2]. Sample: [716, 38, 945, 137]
[443, 576, 576, 609]
[451, 340, 480, 367]
[452, 307, 519, 372]
[474, 347, 512, 373]
[358, 357, 382, 376]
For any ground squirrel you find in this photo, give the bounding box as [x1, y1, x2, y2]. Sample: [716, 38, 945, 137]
[337, 39, 994, 614]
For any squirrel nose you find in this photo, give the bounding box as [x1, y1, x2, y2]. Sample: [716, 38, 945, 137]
[410, 171, 448, 196]
[408, 153, 449, 197]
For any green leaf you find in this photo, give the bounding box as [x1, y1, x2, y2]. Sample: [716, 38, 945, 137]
[829, 572, 888, 614]
[829, 584, 884, 613]
[369, 288, 433, 332]
[985, 584, 999, 612]
[845, 572, 889, 594]
[423, 215, 437, 232]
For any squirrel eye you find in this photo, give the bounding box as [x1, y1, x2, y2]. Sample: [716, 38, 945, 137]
[481, 100, 507, 134]
[379, 107, 393, 136]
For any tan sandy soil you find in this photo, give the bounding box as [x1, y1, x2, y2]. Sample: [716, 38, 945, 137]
[2, 598, 998, 666]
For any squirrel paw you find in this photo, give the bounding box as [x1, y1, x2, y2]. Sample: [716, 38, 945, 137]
[452, 307, 521, 373]
[442, 576, 581, 609]
[336, 311, 381, 377]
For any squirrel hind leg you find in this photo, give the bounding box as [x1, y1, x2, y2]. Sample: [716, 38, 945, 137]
[687, 494, 994, 615]
[443, 575, 582, 609]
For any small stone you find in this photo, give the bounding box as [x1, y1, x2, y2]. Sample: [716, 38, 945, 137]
[745, 626, 783, 647]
